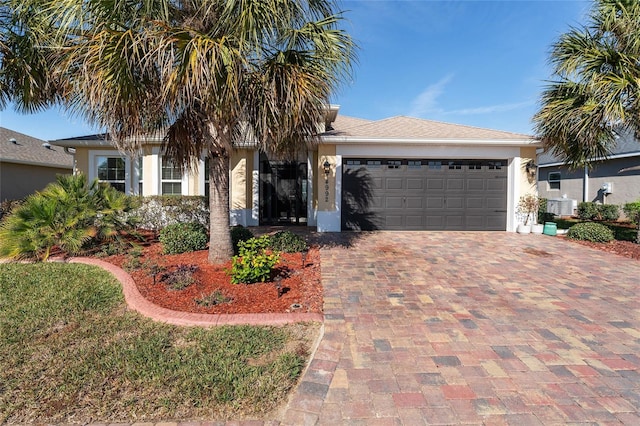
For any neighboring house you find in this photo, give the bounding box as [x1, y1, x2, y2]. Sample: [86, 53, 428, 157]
[51, 107, 540, 232]
[537, 130, 640, 212]
[0, 127, 74, 202]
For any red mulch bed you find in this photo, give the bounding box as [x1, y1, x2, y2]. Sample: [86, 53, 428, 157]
[102, 242, 322, 315]
[564, 237, 640, 261]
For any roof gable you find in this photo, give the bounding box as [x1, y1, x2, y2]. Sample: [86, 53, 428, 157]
[0, 127, 73, 169]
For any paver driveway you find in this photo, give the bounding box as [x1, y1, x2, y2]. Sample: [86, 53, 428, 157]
[282, 232, 640, 425]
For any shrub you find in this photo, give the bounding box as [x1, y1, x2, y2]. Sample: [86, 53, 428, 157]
[623, 200, 640, 224]
[159, 222, 208, 254]
[577, 202, 620, 221]
[230, 225, 254, 255]
[130, 196, 209, 231]
[160, 264, 198, 290]
[599, 204, 620, 221]
[269, 230, 308, 253]
[517, 194, 539, 225]
[577, 202, 600, 220]
[230, 235, 280, 284]
[567, 222, 615, 242]
[0, 174, 135, 261]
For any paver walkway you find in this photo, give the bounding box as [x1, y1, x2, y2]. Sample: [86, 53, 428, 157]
[281, 232, 640, 425]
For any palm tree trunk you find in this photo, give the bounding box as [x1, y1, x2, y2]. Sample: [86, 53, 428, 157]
[207, 150, 233, 263]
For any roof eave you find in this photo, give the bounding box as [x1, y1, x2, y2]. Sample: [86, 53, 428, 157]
[538, 150, 640, 167]
[0, 158, 73, 169]
[321, 136, 541, 147]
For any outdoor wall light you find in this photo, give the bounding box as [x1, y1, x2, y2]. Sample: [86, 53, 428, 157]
[525, 160, 537, 177]
[323, 160, 331, 178]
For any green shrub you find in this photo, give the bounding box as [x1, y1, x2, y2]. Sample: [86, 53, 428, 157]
[159, 222, 208, 254]
[623, 200, 640, 224]
[269, 230, 308, 253]
[0, 174, 135, 261]
[577, 202, 600, 220]
[230, 235, 280, 284]
[230, 225, 254, 255]
[567, 222, 615, 242]
[577, 202, 620, 221]
[599, 204, 620, 221]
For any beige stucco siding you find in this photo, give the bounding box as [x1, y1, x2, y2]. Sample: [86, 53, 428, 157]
[230, 150, 253, 210]
[0, 162, 72, 201]
[74, 147, 89, 178]
[317, 144, 337, 211]
[519, 146, 538, 195]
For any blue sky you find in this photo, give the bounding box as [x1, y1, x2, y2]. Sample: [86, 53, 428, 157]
[1, 0, 590, 141]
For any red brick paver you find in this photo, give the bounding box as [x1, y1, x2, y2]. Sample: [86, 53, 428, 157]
[282, 232, 640, 425]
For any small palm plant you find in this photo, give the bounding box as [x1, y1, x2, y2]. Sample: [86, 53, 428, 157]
[0, 174, 135, 261]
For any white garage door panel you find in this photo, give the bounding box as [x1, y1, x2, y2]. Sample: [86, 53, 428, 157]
[342, 159, 508, 231]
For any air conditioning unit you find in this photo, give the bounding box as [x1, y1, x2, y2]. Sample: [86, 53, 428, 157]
[547, 198, 575, 216]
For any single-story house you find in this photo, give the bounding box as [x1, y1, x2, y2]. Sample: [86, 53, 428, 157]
[0, 127, 74, 201]
[537, 130, 640, 211]
[51, 106, 540, 232]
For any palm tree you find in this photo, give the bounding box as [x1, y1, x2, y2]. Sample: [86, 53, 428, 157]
[533, 0, 640, 169]
[1, 0, 355, 263]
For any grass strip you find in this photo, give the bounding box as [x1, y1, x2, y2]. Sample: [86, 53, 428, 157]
[0, 263, 316, 423]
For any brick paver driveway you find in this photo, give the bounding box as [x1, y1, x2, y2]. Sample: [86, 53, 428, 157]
[283, 232, 640, 425]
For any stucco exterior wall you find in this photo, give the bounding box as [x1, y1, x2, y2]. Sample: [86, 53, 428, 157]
[519, 146, 538, 196]
[0, 162, 72, 201]
[230, 150, 249, 210]
[317, 144, 337, 212]
[538, 156, 640, 207]
[74, 147, 89, 177]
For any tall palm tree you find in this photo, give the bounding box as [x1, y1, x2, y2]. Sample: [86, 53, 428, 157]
[533, 0, 640, 169]
[1, 0, 355, 263]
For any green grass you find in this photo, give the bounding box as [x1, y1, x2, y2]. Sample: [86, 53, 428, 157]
[0, 263, 317, 423]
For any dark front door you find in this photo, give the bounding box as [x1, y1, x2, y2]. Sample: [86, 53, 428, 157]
[259, 157, 308, 225]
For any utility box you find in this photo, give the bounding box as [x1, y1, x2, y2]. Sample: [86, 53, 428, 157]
[547, 198, 575, 216]
[601, 182, 613, 194]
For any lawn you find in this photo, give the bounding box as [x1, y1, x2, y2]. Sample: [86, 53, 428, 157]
[0, 262, 318, 424]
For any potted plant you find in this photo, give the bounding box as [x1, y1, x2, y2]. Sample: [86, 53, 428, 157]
[517, 194, 539, 234]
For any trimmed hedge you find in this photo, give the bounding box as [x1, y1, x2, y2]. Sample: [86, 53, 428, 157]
[130, 196, 208, 231]
[567, 222, 615, 242]
[577, 202, 620, 221]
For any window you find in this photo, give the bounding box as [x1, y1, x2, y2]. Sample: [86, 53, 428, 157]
[366, 160, 382, 168]
[428, 161, 442, 170]
[448, 161, 462, 170]
[161, 157, 182, 195]
[408, 160, 422, 169]
[387, 160, 401, 169]
[137, 157, 143, 195]
[468, 162, 482, 170]
[548, 172, 561, 190]
[204, 158, 210, 196]
[96, 156, 126, 192]
[488, 161, 503, 170]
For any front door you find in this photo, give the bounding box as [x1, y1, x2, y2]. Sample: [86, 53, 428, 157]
[259, 157, 308, 225]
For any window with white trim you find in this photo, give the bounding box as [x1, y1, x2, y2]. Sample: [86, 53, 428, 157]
[548, 172, 561, 191]
[96, 156, 126, 192]
[161, 157, 182, 195]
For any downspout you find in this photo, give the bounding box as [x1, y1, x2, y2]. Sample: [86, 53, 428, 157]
[583, 165, 589, 203]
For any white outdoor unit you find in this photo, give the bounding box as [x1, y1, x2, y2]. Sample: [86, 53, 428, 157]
[547, 198, 575, 216]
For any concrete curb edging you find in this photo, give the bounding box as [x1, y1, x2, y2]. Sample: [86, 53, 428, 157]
[68, 257, 324, 327]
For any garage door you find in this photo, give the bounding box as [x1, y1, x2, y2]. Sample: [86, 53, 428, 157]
[342, 159, 508, 231]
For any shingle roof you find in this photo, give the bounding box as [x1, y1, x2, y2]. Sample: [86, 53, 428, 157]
[324, 115, 535, 141]
[538, 128, 640, 165]
[0, 127, 73, 168]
